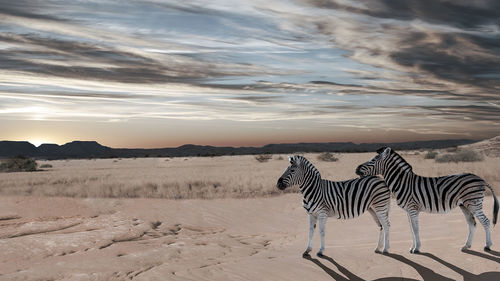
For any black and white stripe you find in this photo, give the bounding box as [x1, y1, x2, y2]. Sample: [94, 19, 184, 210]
[277, 155, 391, 256]
[356, 147, 499, 253]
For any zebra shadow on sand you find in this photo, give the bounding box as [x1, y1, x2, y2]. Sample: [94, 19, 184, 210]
[304, 252, 500, 281]
[416, 252, 500, 281]
[462, 248, 500, 261]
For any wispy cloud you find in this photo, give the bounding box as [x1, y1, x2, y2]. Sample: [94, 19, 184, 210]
[0, 0, 498, 146]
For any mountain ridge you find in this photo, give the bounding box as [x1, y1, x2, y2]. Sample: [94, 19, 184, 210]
[0, 139, 482, 159]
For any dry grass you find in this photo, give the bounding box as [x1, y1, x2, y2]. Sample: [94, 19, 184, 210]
[0, 153, 498, 199]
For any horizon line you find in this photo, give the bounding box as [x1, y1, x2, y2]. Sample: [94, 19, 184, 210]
[0, 137, 485, 150]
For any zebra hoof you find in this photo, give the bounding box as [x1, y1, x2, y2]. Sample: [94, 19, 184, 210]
[302, 252, 311, 258]
[484, 246, 491, 252]
[461, 246, 471, 252]
[410, 249, 420, 254]
[374, 249, 381, 254]
[381, 250, 389, 255]
[317, 252, 324, 257]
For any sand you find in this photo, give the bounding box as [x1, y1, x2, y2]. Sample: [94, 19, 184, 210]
[0, 194, 498, 280]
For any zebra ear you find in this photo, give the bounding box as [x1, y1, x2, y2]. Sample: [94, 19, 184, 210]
[288, 156, 293, 163]
[376, 147, 391, 154]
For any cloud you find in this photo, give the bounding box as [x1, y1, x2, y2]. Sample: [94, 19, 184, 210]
[302, 0, 500, 28]
[0, 0, 498, 144]
[247, 1, 494, 104]
[0, 0, 68, 21]
[0, 32, 295, 84]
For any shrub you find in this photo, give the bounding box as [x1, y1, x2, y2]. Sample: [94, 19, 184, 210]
[255, 154, 272, 163]
[435, 149, 484, 163]
[39, 164, 53, 169]
[424, 151, 438, 159]
[317, 152, 338, 162]
[276, 156, 284, 160]
[0, 157, 38, 172]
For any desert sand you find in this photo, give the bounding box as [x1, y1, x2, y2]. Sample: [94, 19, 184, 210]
[0, 152, 499, 280]
[0, 194, 499, 280]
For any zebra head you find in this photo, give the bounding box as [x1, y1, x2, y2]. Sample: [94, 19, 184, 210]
[356, 147, 392, 177]
[277, 155, 303, 190]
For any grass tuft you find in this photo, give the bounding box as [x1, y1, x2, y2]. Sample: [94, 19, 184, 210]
[255, 154, 273, 163]
[424, 151, 438, 159]
[317, 152, 338, 162]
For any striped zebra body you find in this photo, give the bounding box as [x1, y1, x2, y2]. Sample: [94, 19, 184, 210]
[303, 177, 391, 220]
[356, 147, 499, 253]
[277, 155, 391, 256]
[391, 173, 486, 214]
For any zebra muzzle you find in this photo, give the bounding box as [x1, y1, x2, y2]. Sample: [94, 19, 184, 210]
[277, 178, 287, 190]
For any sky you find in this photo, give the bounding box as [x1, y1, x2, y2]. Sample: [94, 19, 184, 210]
[0, 0, 499, 148]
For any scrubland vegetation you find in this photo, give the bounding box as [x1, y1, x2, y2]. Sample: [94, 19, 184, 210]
[0, 157, 37, 172]
[0, 152, 498, 199]
[435, 149, 484, 163]
[317, 152, 339, 162]
[424, 150, 438, 159]
[422, 148, 484, 162]
[254, 154, 273, 163]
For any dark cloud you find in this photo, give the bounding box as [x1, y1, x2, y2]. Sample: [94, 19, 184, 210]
[0, 52, 197, 84]
[232, 95, 282, 104]
[4, 90, 154, 100]
[143, 1, 230, 17]
[390, 32, 500, 90]
[0, 33, 281, 84]
[303, 0, 500, 29]
[295, 1, 500, 105]
[0, 0, 67, 21]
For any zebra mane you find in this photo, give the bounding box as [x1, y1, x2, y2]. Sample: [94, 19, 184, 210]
[293, 155, 322, 179]
[388, 149, 413, 172]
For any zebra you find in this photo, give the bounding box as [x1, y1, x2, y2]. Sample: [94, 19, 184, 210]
[276, 155, 391, 257]
[356, 147, 499, 253]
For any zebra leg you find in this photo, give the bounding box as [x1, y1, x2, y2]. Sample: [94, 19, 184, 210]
[317, 213, 328, 257]
[459, 204, 476, 251]
[470, 206, 492, 251]
[407, 210, 421, 254]
[377, 209, 390, 254]
[303, 214, 317, 257]
[368, 208, 384, 253]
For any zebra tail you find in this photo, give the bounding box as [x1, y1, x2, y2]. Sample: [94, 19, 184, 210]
[486, 183, 499, 226]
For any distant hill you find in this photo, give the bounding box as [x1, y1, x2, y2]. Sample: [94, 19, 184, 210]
[459, 136, 500, 157]
[0, 139, 482, 159]
[0, 141, 38, 157]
